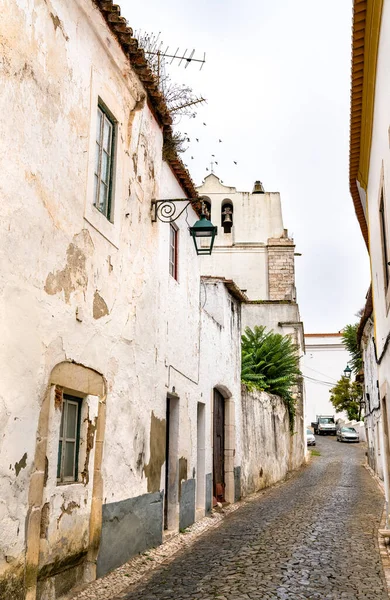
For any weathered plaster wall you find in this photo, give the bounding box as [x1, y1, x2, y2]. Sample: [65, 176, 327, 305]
[361, 319, 383, 479]
[242, 302, 301, 334]
[0, 0, 164, 588]
[0, 1, 243, 597]
[241, 386, 304, 497]
[241, 301, 305, 469]
[199, 279, 243, 505]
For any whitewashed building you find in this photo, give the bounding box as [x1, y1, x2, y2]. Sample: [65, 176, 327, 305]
[0, 1, 307, 599]
[0, 2, 244, 598]
[302, 333, 350, 425]
[349, 1, 390, 505]
[358, 290, 382, 476]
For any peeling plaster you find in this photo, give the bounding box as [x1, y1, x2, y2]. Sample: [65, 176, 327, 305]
[40, 503, 50, 539]
[44, 230, 94, 303]
[54, 386, 63, 410]
[57, 501, 80, 526]
[178, 457, 188, 501]
[81, 416, 97, 485]
[49, 12, 69, 41]
[14, 453, 27, 477]
[93, 291, 109, 320]
[143, 412, 166, 493]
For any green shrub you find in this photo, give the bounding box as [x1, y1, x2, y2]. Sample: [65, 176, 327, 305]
[241, 325, 301, 431]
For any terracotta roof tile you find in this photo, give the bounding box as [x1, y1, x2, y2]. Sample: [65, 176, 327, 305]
[349, 0, 369, 248]
[92, 0, 197, 199]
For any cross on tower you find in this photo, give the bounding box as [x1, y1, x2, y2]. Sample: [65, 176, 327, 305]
[210, 160, 214, 173]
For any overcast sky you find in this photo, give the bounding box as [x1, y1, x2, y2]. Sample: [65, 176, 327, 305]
[120, 0, 370, 333]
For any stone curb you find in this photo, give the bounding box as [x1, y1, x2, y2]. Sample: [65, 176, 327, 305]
[67, 468, 305, 600]
[364, 462, 390, 598]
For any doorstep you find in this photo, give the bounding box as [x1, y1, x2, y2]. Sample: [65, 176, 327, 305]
[162, 528, 179, 542]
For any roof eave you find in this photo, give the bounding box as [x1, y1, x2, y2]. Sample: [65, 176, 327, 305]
[92, 0, 197, 199]
[349, 0, 384, 250]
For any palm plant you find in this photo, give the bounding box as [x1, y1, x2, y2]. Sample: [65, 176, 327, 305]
[341, 323, 362, 375]
[241, 326, 301, 430]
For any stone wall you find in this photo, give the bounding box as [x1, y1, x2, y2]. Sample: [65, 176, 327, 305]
[267, 236, 296, 301]
[240, 385, 305, 497]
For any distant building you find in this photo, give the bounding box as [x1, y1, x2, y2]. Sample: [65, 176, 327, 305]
[302, 334, 350, 425]
[197, 174, 306, 465]
[197, 174, 303, 339]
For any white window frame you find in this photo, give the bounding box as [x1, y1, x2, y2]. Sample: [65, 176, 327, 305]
[84, 69, 125, 249]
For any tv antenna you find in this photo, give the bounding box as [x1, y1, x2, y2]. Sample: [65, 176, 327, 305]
[135, 31, 206, 118]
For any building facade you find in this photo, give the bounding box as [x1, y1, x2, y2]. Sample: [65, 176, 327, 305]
[0, 2, 244, 598]
[349, 0, 390, 506]
[302, 333, 350, 425]
[358, 290, 383, 478]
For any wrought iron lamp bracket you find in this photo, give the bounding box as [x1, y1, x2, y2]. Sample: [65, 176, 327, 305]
[151, 197, 201, 223]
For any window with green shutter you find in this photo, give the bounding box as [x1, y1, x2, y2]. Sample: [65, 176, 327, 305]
[94, 103, 115, 221]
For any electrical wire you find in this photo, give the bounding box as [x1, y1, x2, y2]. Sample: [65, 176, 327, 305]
[302, 374, 335, 387]
[303, 364, 338, 383]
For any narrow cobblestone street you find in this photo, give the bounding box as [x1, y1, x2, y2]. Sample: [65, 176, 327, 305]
[113, 438, 388, 600]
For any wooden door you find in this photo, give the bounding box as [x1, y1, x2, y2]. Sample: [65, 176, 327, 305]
[213, 389, 225, 503]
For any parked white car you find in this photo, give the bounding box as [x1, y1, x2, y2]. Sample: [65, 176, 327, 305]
[307, 429, 316, 446]
[336, 426, 359, 443]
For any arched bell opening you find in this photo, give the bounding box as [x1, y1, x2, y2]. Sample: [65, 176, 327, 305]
[202, 197, 212, 220]
[221, 200, 233, 233]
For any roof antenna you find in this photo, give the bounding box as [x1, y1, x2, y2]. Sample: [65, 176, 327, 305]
[135, 30, 206, 119]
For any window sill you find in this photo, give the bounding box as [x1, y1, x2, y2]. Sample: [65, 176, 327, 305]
[56, 481, 84, 487]
[84, 204, 119, 249]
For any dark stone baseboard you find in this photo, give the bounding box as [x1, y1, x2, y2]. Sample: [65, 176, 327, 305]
[179, 479, 195, 530]
[97, 490, 163, 577]
[234, 466, 241, 502]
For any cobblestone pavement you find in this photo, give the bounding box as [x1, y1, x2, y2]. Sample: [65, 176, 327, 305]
[114, 437, 388, 600]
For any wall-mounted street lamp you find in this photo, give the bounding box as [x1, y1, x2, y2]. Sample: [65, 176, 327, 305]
[343, 364, 352, 379]
[151, 196, 217, 255]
